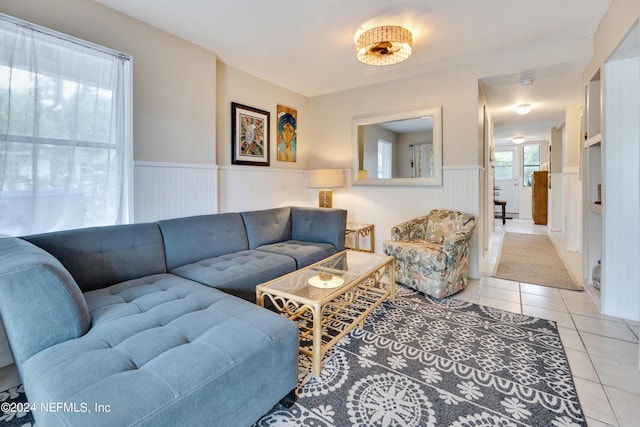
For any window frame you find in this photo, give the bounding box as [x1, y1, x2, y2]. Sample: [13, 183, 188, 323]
[522, 144, 541, 187]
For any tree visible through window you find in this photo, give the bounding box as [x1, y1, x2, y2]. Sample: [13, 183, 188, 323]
[523, 144, 540, 187]
[0, 15, 133, 236]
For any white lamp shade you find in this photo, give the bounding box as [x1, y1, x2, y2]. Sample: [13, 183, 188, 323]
[308, 169, 345, 188]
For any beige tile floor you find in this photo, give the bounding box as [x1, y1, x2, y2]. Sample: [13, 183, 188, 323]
[454, 219, 640, 427]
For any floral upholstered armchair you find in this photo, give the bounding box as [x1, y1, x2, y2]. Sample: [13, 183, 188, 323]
[383, 209, 476, 299]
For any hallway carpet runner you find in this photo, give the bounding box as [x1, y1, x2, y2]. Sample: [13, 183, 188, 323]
[494, 232, 581, 290]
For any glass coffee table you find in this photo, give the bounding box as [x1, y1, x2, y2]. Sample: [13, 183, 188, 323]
[256, 250, 394, 376]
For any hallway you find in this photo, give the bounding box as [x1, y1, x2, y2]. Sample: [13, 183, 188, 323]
[452, 219, 640, 426]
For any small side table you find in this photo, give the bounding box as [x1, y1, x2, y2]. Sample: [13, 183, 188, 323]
[346, 223, 375, 253]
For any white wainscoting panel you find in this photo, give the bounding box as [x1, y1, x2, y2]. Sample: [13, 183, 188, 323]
[563, 169, 582, 252]
[217, 166, 311, 213]
[134, 162, 218, 223]
[336, 166, 482, 278]
[198, 165, 482, 279]
[549, 173, 563, 233]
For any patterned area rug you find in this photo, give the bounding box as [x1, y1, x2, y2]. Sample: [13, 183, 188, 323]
[0, 386, 30, 427]
[255, 284, 586, 426]
[1, 285, 586, 427]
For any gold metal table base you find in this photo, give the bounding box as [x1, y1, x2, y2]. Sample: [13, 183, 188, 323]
[256, 253, 394, 376]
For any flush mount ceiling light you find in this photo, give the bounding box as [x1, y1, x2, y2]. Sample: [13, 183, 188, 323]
[520, 78, 535, 86]
[515, 104, 532, 115]
[512, 136, 526, 144]
[356, 26, 413, 66]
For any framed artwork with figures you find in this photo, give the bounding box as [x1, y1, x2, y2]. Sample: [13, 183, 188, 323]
[277, 105, 297, 162]
[231, 102, 270, 166]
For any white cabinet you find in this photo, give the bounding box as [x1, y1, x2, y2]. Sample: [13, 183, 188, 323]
[582, 72, 603, 294]
[582, 22, 640, 321]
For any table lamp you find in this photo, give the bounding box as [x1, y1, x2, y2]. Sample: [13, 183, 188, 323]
[308, 169, 345, 208]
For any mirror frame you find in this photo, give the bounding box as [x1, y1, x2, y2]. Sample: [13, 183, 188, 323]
[351, 106, 443, 186]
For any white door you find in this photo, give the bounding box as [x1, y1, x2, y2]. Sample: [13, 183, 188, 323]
[494, 146, 519, 215]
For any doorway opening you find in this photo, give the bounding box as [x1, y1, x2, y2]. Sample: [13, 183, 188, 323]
[494, 146, 519, 218]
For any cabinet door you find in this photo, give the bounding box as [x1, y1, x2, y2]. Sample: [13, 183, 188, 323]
[532, 171, 548, 225]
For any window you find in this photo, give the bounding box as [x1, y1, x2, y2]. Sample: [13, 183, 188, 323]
[0, 15, 132, 236]
[494, 150, 514, 180]
[522, 144, 541, 187]
[377, 139, 392, 178]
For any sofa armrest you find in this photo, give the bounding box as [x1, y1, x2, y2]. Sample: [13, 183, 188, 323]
[291, 207, 347, 251]
[0, 238, 90, 368]
[390, 216, 429, 241]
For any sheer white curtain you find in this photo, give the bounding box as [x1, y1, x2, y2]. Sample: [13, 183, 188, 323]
[0, 14, 133, 236]
[412, 143, 433, 178]
[377, 139, 392, 179]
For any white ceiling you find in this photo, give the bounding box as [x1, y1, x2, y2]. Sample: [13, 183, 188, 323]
[93, 0, 612, 145]
[481, 61, 588, 144]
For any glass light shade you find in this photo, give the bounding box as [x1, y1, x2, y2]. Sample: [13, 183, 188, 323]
[515, 104, 532, 115]
[512, 136, 526, 144]
[356, 26, 413, 66]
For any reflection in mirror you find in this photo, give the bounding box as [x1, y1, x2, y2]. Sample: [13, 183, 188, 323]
[352, 107, 442, 186]
[412, 143, 433, 178]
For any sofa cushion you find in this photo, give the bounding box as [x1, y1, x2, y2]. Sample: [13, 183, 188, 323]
[291, 207, 347, 251]
[158, 213, 249, 270]
[256, 240, 337, 268]
[22, 223, 167, 292]
[170, 250, 296, 301]
[0, 238, 90, 365]
[21, 274, 299, 427]
[241, 206, 292, 249]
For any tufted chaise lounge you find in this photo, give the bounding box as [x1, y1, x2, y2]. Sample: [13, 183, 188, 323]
[0, 206, 347, 426]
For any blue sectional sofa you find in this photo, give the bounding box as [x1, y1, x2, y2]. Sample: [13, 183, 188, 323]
[0, 206, 347, 426]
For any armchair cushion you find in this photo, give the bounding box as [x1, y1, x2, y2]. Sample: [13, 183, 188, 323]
[426, 209, 474, 244]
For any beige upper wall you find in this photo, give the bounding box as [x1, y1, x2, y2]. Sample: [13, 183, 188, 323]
[216, 62, 310, 169]
[565, 106, 581, 169]
[4, 0, 621, 173]
[309, 68, 480, 170]
[551, 127, 564, 173]
[0, 0, 217, 165]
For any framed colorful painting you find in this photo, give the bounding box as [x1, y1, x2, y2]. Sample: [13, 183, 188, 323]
[231, 102, 270, 166]
[277, 105, 297, 162]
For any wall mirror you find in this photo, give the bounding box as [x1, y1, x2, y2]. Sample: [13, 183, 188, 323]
[352, 107, 443, 186]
